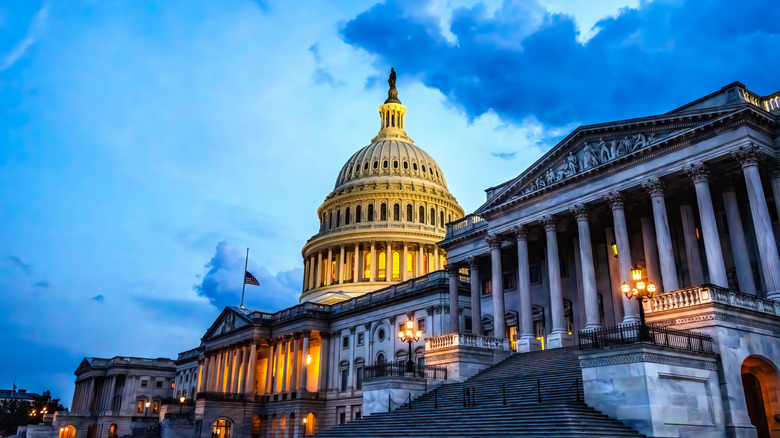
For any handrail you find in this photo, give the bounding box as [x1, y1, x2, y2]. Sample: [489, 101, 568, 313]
[425, 333, 511, 352]
[644, 284, 780, 317]
[364, 361, 447, 380]
[578, 323, 714, 353]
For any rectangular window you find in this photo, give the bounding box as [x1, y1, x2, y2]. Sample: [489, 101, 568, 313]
[338, 409, 346, 425]
[340, 369, 349, 392]
[156, 381, 163, 388]
[503, 271, 516, 290]
[356, 367, 363, 390]
[417, 318, 426, 333]
[141, 380, 148, 387]
[357, 333, 364, 345]
[465, 317, 473, 333]
[530, 265, 541, 284]
[560, 257, 569, 278]
[152, 400, 159, 414]
[398, 323, 405, 333]
[564, 299, 573, 334]
[481, 279, 492, 295]
[342, 336, 349, 349]
[136, 400, 144, 414]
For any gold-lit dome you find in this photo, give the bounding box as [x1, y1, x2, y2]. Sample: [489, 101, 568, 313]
[300, 69, 464, 304]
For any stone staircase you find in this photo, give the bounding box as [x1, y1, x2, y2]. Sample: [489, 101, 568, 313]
[314, 347, 644, 437]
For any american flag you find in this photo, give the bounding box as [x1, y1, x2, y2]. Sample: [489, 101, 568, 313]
[244, 271, 259, 286]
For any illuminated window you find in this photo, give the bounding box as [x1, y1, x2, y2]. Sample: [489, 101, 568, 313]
[417, 318, 425, 332]
[212, 419, 231, 438]
[419, 206, 425, 223]
[407, 252, 415, 275]
[152, 400, 159, 414]
[363, 252, 371, 279]
[392, 251, 400, 280]
[59, 426, 76, 438]
[378, 252, 386, 280]
[331, 260, 337, 282]
[136, 399, 144, 414]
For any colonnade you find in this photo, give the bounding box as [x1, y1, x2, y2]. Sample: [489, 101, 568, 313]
[302, 242, 444, 292]
[197, 341, 257, 395]
[452, 144, 780, 348]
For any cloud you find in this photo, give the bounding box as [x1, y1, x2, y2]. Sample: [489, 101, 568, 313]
[8, 255, 32, 274]
[0, 3, 48, 71]
[194, 241, 302, 312]
[491, 151, 517, 160]
[341, 0, 780, 127]
[92, 294, 104, 302]
[309, 43, 343, 86]
[34, 280, 50, 288]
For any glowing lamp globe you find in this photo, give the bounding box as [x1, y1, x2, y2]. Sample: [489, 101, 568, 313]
[631, 265, 642, 281]
[636, 280, 646, 290]
[647, 283, 657, 294]
[405, 321, 414, 330]
[621, 282, 630, 294]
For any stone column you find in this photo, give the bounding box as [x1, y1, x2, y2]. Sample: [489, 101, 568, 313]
[402, 243, 408, 281]
[353, 243, 360, 282]
[386, 241, 392, 280]
[318, 333, 330, 392]
[722, 183, 757, 294]
[238, 345, 248, 392]
[733, 144, 780, 300]
[348, 327, 356, 391]
[308, 256, 316, 290]
[302, 259, 309, 292]
[541, 215, 572, 348]
[370, 242, 377, 282]
[434, 246, 440, 271]
[280, 337, 290, 393]
[338, 245, 345, 284]
[772, 167, 780, 223]
[230, 346, 239, 393]
[245, 343, 256, 395]
[571, 205, 602, 330]
[486, 234, 506, 339]
[325, 248, 333, 286]
[316, 252, 323, 288]
[417, 245, 424, 276]
[679, 204, 705, 286]
[197, 360, 205, 393]
[466, 257, 483, 335]
[511, 226, 539, 351]
[206, 354, 215, 391]
[214, 350, 223, 391]
[264, 342, 275, 395]
[447, 266, 459, 333]
[685, 163, 729, 288]
[298, 331, 310, 391]
[604, 191, 640, 324]
[642, 178, 680, 291]
[290, 334, 300, 394]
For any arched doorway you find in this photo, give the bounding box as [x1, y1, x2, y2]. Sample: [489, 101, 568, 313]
[59, 425, 76, 438]
[741, 356, 780, 438]
[287, 413, 295, 438]
[212, 418, 231, 438]
[86, 424, 97, 438]
[303, 413, 317, 437]
[108, 424, 117, 438]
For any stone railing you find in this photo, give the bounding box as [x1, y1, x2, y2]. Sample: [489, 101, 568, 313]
[425, 333, 510, 352]
[446, 214, 486, 239]
[644, 285, 780, 317]
[195, 392, 246, 402]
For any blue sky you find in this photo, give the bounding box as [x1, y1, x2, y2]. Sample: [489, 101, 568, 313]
[1, 0, 778, 405]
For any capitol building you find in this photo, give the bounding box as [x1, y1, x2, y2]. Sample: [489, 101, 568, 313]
[27, 76, 780, 438]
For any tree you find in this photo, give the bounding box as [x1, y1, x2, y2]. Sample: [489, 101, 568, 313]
[0, 391, 66, 437]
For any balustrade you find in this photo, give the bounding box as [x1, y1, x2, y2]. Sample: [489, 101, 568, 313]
[425, 333, 510, 352]
[644, 285, 780, 317]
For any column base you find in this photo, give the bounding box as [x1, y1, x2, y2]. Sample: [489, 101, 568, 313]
[620, 315, 641, 325]
[767, 290, 780, 302]
[516, 336, 542, 353]
[547, 331, 574, 349]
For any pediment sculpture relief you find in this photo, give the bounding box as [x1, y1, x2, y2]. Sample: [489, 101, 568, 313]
[520, 132, 663, 195]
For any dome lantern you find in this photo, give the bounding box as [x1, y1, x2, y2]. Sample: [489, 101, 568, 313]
[373, 68, 412, 143]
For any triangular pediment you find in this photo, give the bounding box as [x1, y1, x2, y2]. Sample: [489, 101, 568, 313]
[74, 357, 93, 374]
[202, 306, 251, 340]
[476, 105, 747, 215]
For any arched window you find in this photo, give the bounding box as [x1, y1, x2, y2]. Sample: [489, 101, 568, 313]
[393, 204, 400, 221]
[356, 205, 362, 223]
[430, 208, 436, 226]
[380, 203, 387, 221]
[403, 162, 409, 170]
[329, 212, 333, 229]
[345, 207, 351, 225]
[251, 416, 261, 438]
[336, 210, 341, 227]
[383, 160, 388, 168]
[212, 419, 231, 438]
[440, 211, 444, 227]
[373, 161, 378, 169]
[419, 206, 425, 224]
[287, 413, 295, 438]
[393, 161, 399, 169]
[355, 358, 366, 390]
[363, 162, 368, 171]
[378, 251, 386, 280]
[406, 204, 412, 222]
[422, 165, 427, 173]
[407, 252, 415, 276]
[304, 413, 316, 437]
[363, 252, 371, 279]
[392, 251, 400, 280]
[413, 163, 418, 171]
[59, 426, 76, 438]
[376, 352, 386, 365]
[368, 204, 374, 221]
[448, 213, 452, 222]
[108, 425, 117, 438]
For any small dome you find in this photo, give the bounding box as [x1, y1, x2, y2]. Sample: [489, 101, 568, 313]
[334, 139, 448, 190]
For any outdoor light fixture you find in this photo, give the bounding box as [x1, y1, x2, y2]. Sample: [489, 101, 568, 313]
[179, 396, 185, 414]
[621, 265, 656, 340]
[398, 320, 421, 372]
[306, 354, 312, 365]
[611, 241, 618, 258]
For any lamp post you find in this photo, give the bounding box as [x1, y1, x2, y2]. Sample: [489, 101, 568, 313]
[179, 396, 185, 414]
[397, 320, 422, 372]
[144, 401, 150, 418]
[621, 265, 657, 340]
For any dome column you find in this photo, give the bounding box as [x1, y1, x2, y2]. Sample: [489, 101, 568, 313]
[434, 246, 440, 271]
[325, 248, 333, 286]
[370, 242, 377, 282]
[353, 243, 360, 282]
[316, 252, 323, 288]
[386, 241, 392, 281]
[417, 245, 424, 276]
[402, 243, 409, 281]
[302, 259, 309, 292]
[338, 245, 345, 284]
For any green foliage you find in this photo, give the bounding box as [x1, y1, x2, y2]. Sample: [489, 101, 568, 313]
[0, 391, 66, 437]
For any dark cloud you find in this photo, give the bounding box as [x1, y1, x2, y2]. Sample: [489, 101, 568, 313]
[92, 294, 104, 302]
[341, 0, 780, 127]
[34, 280, 49, 288]
[194, 241, 302, 312]
[8, 255, 32, 274]
[491, 151, 517, 160]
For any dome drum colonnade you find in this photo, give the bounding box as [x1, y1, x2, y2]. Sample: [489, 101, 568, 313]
[301, 70, 464, 304]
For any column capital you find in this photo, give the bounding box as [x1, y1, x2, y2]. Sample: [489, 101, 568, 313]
[569, 204, 590, 221]
[732, 143, 761, 168]
[446, 264, 460, 275]
[685, 162, 710, 183]
[539, 214, 557, 232]
[603, 191, 624, 209]
[293, 332, 302, 340]
[301, 329, 312, 337]
[642, 178, 665, 197]
[426, 305, 434, 316]
[465, 256, 479, 269]
[511, 224, 529, 240]
[388, 315, 396, 324]
[485, 233, 502, 249]
[349, 326, 357, 334]
[319, 331, 330, 340]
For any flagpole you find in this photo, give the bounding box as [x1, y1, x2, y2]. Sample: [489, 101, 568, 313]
[240, 248, 249, 309]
